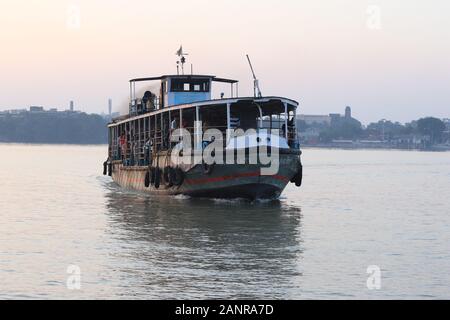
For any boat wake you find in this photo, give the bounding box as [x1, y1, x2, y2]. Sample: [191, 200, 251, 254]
[173, 194, 191, 200]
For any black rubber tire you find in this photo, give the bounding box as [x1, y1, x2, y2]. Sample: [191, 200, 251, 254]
[108, 163, 113, 177]
[144, 171, 150, 188]
[154, 168, 161, 189]
[163, 167, 169, 183]
[171, 168, 184, 186]
[168, 167, 176, 183]
[291, 162, 302, 183]
[150, 167, 155, 185]
[163, 167, 174, 188]
[295, 165, 303, 187]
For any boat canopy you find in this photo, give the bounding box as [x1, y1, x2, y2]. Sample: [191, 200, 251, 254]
[129, 75, 238, 84]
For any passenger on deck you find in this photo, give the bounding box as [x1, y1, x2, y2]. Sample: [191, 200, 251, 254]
[170, 116, 179, 148]
[287, 117, 295, 147]
[119, 132, 127, 162]
[144, 138, 153, 165]
[130, 140, 135, 166]
[142, 91, 153, 113]
[171, 116, 179, 131]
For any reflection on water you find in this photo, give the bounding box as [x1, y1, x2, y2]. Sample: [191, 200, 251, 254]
[103, 183, 303, 299]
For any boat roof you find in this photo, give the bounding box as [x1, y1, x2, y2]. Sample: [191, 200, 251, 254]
[129, 75, 238, 84]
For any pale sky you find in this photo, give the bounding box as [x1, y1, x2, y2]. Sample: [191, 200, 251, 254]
[0, 0, 449, 123]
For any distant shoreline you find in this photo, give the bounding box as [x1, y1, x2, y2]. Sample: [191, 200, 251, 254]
[0, 141, 108, 146]
[301, 145, 450, 152]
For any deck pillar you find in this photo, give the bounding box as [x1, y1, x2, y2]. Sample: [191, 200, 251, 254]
[226, 103, 231, 130]
[284, 102, 288, 140]
[195, 106, 202, 154]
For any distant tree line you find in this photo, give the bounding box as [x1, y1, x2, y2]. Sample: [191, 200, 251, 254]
[299, 116, 448, 145]
[0, 112, 108, 144]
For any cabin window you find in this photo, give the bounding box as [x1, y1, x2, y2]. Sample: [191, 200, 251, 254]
[201, 81, 210, 92]
[171, 80, 183, 92]
[171, 79, 210, 92]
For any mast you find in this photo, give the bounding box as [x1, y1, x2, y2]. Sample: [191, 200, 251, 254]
[246, 54, 262, 98]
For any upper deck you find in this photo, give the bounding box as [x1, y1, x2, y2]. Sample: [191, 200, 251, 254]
[110, 95, 299, 127]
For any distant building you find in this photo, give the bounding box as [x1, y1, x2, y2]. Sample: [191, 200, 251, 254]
[100, 99, 119, 121]
[329, 113, 341, 122]
[108, 99, 112, 117]
[30, 106, 44, 113]
[297, 106, 355, 126]
[10, 109, 27, 114]
[345, 106, 352, 119]
[297, 114, 331, 125]
[70, 101, 74, 112]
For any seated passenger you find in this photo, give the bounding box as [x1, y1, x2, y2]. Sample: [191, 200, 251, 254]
[142, 91, 154, 112]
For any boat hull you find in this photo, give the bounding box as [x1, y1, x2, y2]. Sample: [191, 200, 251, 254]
[111, 151, 300, 200]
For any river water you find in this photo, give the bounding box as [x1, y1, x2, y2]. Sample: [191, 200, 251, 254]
[0, 144, 449, 299]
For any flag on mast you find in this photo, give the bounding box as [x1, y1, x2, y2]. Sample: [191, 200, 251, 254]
[176, 46, 183, 57]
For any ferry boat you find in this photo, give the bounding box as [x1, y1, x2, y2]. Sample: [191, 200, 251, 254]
[104, 51, 303, 200]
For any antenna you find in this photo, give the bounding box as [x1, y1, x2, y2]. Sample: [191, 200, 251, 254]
[176, 45, 189, 75]
[246, 54, 262, 98]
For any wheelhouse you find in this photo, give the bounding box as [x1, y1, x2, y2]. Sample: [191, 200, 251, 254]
[128, 75, 239, 115]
